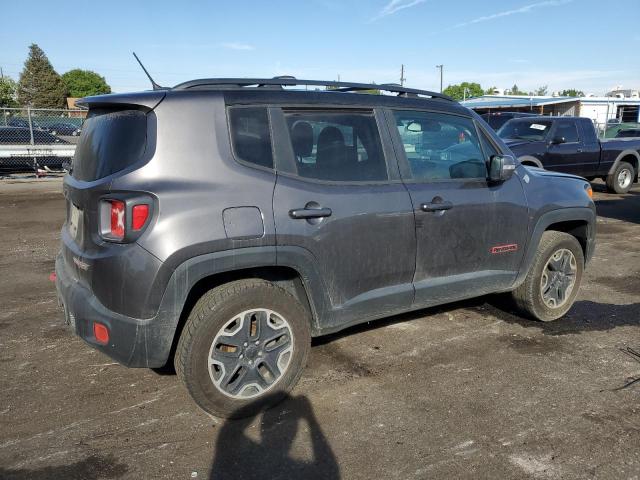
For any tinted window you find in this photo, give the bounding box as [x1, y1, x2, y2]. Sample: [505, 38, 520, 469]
[555, 121, 579, 143]
[498, 119, 552, 141]
[482, 114, 513, 130]
[580, 119, 598, 144]
[616, 129, 640, 138]
[229, 107, 273, 169]
[284, 111, 387, 182]
[478, 128, 500, 159]
[72, 109, 148, 181]
[393, 111, 487, 181]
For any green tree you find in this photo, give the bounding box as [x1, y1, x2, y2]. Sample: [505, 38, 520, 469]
[62, 69, 111, 97]
[17, 44, 67, 108]
[534, 85, 548, 96]
[443, 82, 484, 101]
[485, 86, 498, 95]
[507, 84, 527, 95]
[0, 76, 18, 107]
[560, 88, 584, 97]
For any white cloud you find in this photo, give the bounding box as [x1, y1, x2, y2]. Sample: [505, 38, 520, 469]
[371, 0, 428, 21]
[454, 0, 573, 29]
[220, 42, 255, 51]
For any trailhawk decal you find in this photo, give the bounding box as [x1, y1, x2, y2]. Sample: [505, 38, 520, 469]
[490, 244, 519, 254]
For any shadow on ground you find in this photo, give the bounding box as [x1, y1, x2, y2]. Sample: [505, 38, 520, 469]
[0, 455, 128, 480]
[209, 394, 340, 480]
[594, 192, 640, 225]
[484, 299, 640, 335]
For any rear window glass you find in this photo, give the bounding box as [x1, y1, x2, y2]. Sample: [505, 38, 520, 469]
[72, 109, 148, 181]
[229, 107, 274, 169]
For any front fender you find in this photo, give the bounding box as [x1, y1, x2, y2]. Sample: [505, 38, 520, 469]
[513, 207, 596, 289]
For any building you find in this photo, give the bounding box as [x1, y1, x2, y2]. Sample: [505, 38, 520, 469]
[461, 95, 640, 127]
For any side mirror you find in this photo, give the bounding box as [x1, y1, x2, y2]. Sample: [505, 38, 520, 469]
[551, 136, 566, 144]
[489, 155, 516, 183]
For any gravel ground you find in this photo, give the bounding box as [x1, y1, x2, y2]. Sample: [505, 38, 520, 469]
[0, 178, 638, 480]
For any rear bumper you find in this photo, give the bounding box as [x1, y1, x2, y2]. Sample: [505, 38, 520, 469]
[55, 253, 175, 368]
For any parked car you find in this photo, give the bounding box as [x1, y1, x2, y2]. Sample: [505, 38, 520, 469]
[56, 78, 596, 418]
[6, 117, 44, 130]
[615, 128, 640, 138]
[0, 127, 69, 145]
[604, 122, 640, 138]
[46, 122, 82, 136]
[480, 111, 538, 131]
[497, 116, 640, 193]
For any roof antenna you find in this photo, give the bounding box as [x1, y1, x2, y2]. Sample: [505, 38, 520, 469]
[132, 52, 163, 90]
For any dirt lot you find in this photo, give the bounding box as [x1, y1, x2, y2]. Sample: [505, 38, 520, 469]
[0, 178, 638, 480]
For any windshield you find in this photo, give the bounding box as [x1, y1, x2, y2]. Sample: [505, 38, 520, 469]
[498, 120, 552, 141]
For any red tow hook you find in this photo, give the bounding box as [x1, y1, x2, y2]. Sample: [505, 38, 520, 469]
[49, 272, 57, 282]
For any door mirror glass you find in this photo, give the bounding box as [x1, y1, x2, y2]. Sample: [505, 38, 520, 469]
[551, 136, 566, 145]
[489, 155, 516, 182]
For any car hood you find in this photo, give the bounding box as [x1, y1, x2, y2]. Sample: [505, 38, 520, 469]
[502, 138, 537, 149]
[523, 165, 586, 182]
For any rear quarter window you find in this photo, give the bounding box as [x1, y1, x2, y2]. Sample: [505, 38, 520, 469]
[72, 109, 149, 181]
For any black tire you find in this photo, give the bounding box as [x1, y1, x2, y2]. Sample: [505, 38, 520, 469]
[606, 161, 634, 194]
[511, 231, 584, 322]
[175, 279, 311, 418]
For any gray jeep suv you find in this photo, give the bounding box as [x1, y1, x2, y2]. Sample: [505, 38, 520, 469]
[55, 78, 596, 418]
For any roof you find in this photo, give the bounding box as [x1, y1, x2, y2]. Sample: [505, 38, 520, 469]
[462, 95, 640, 109]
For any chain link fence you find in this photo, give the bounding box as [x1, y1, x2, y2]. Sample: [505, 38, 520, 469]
[0, 107, 85, 173]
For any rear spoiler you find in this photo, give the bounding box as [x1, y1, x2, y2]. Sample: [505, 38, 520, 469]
[76, 90, 166, 112]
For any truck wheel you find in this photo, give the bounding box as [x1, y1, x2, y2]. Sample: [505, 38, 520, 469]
[606, 161, 634, 194]
[175, 279, 311, 418]
[511, 231, 584, 322]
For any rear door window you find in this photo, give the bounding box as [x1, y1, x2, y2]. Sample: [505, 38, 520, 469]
[283, 111, 387, 182]
[72, 109, 149, 181]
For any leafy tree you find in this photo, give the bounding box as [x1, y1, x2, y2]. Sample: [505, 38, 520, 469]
[507, 84, 527, 95]
[0, 76, 18, 107]
[485, 86, 498, 95]
[443, 82, 484, 101]
[17, 44, 67, 108]
[62, 69, 111, 97]
[560, 88, 584, 97]
[534, 85, 548, 96]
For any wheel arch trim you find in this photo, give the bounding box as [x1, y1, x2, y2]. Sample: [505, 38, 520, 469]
[513, 207, 595, 289]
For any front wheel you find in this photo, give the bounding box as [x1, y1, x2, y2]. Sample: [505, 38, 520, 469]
[511, 231, 584, 322]
[606, 161, 634, 194]
[175, 279, 311, 418]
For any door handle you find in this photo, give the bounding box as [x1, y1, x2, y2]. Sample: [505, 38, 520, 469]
[289, 207, 332, 219]
[420, 201, 453, 212]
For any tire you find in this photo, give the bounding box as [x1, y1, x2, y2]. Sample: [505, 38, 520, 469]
[606, 161, 634, 194]
[175, 279, 311, 418]
[511, 231, 584, 322]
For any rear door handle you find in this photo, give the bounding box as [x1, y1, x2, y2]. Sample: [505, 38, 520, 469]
[420, 201, 454, 212]
[289, 207, 332, 219]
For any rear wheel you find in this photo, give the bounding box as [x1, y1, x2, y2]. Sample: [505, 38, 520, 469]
[512, 231, 584, 322]
[606, 161, 634, 194]
[175, 279, 311, 418]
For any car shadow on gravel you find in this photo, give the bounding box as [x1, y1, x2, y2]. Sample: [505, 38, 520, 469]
[594, 196, 640, 225]
[0, 454, 128, 480]
[483, 298, 640, 335]
[209, 394, 340, 480]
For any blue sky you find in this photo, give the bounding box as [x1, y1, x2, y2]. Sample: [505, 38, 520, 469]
[1, 0, 638, 95]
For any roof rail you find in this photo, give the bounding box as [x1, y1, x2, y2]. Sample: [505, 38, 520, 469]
[172, 77, 454, 101]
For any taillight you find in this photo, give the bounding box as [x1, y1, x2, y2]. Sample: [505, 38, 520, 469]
[109, 200, 126, 240]
[99, 197, 152, 242]
[132, 204, 149, 230]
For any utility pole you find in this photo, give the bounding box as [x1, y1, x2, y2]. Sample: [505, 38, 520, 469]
[436, 64, 444, 93]
[400, 64, 406, 86]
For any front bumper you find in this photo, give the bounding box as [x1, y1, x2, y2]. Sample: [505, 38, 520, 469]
[55, 253, 176, 368]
